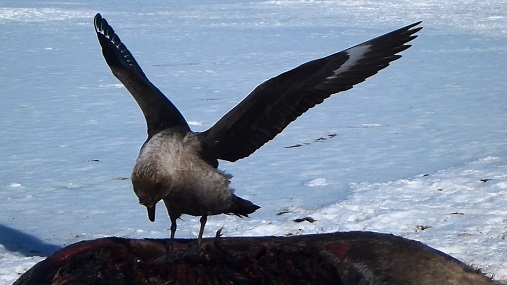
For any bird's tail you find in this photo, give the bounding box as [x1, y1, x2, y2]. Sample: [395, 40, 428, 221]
[229, 195, 260, 217]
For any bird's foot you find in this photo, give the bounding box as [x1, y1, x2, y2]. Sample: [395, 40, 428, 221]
[184, 245, 201, 256]
[214, 227, 224, 250]
[151, 250, 176, 263]
[203, 228, 238, 262]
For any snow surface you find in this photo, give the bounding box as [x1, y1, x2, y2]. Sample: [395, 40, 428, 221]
[1, 0, 506, 283]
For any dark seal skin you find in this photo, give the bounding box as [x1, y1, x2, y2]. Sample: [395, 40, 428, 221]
[14, 232, 499, 285]
[94, 13, 421, 252]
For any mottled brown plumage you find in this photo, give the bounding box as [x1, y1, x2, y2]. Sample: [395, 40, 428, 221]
[94, 13, 421, 251]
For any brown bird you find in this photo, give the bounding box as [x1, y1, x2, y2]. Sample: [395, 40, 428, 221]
[94, 13, 421, 252]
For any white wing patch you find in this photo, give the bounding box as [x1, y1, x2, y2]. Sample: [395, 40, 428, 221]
[326, 44, 371, 80]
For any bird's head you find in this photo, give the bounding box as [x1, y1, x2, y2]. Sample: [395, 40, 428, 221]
[131, 168, 171, 222]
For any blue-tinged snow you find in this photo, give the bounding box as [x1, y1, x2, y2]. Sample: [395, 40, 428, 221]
[1, 0, 506, 283]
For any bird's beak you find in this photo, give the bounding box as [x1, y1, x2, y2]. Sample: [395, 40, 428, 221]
[147, 204, 156, 222]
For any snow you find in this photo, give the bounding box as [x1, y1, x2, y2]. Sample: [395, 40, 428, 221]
[1, 0, 506, 283]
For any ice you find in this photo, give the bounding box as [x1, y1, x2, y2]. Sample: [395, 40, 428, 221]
[0, 0, 506, 283]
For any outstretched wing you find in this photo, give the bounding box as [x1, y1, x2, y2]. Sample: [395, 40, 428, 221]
[200, 22, 422, 162]
[94, 13, 189, 137]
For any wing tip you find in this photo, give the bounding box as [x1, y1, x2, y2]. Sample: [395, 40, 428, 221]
[94, 13, 104, 33]
[403, 21, 423, 33]
[94, 13, 144, 74]
[408, 21, 423, 28]
[94, 13, 118, 43]
[403, 21, 423, 40]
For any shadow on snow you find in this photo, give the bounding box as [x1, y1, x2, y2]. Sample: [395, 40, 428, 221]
[0, 224, 61, 257]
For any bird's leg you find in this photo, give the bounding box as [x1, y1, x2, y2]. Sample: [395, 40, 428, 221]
[198, 215, 207, 251]
[165, 216, 177, 261]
